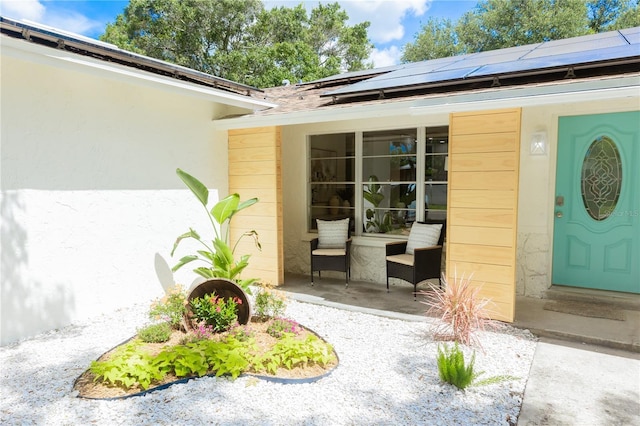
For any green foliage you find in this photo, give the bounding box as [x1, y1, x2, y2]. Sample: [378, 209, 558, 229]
[363, 175, 392, 233]
[436, 343, 518, 390]
[138, 322, 172, 343]
[90, 328, 335, 390]
[437, 342, 478, 390]
[90, 341, 167, 390]
[171, 168, 261, 293]
[266, 318, 301, 338]
[254, 287, 287, 320]
[100, 0, 372, 88]
[255, 334, 336, 375]
[402, 0, 638, 63]
[190, 292, 242, 332]
[148, 284, 187, 330]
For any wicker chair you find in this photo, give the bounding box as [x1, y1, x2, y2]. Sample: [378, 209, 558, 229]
[310, 218, 352, 287]
[385, 219, 446, 299]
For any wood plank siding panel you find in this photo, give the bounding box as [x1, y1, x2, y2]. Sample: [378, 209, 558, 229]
[228, 127, 283, 285]
[447, 109, 521, 322]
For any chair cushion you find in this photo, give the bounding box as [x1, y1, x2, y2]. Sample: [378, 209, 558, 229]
[317, 218, 349, 249]
[405, 222, 442, 255]
[386, 254, 414, 266]
[313, 248, 347, 256]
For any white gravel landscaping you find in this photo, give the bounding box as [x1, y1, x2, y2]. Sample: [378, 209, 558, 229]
[0, 299, 536, 425]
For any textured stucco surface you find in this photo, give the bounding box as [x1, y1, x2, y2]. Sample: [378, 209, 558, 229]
[0, 46, 243, 345]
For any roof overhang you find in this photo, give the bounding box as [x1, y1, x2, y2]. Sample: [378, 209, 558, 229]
[213, 74, 639, 130]
[1, 25, 276, 112]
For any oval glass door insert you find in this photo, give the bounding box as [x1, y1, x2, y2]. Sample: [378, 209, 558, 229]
[581, 136, 622, 221]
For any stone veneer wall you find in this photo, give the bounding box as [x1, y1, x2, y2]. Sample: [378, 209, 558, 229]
[516, 232, 551, 297]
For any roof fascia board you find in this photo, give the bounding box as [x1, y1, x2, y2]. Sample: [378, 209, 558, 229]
[213, 75, 639, 130]
[2, 35, 277, 111]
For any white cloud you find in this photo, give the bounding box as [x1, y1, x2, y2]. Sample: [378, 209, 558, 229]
[44, 11, 102, 35]
[0, 0, 103, 36]
[0, 0, 45, 21]
[342, 0, 432, 44]
[370, 45, 402, 68]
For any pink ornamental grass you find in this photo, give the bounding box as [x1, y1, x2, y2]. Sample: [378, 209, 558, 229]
[420, 270, 494, 348]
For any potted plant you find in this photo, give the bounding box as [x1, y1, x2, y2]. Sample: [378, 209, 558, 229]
[170, 169, 261, 327]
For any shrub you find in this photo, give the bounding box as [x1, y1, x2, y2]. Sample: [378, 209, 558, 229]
[148, 284, 187, 330]
[420, 270, 493, 347]
[138, 322, 173, 343]
[190, 292, 241, 332]
[254, 285, 287, 320]
[266, 318, 301, 338]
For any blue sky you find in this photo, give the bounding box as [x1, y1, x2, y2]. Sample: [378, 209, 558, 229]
[0, 0, 477, 66]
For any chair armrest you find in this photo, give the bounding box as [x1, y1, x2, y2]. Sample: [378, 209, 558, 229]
[414, 245, 442, 262]
[386, 241, 408, 256]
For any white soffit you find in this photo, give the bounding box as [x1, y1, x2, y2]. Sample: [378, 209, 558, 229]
[212, 74, 639, 130]
[1, 35, 276, 112]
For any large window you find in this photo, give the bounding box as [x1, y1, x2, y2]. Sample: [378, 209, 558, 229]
[308, 126, 448, 236]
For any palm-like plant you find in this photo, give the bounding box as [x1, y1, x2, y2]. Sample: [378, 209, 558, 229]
[170, 168, 261, 293]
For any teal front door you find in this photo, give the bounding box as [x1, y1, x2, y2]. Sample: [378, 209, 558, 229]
[553, 111, 640, 294]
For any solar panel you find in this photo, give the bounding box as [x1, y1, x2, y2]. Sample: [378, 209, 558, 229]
[322, 26, 639, 98]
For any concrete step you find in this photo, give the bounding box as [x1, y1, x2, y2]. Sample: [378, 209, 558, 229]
[545, 285, 640, 311]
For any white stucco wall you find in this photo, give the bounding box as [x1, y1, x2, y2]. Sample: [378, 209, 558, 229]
[0, 47, 243, 345]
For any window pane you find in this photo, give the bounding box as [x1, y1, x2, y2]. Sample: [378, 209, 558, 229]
[363, 156, 416, 182]
[363, 129, 417, 156]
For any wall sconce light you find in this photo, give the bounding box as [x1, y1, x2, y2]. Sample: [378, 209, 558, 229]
[530, 131, 547, 155]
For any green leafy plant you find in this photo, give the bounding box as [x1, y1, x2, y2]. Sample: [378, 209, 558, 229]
[90, 341, 167, 390]
[255, 334, 336, 375]
[190, 292, 242, 332]
[436, 342, 477, 389]
[436, 343, 517, 390]
[363, 175, 392, 233]
[254, 285, 287, 320]
[138, 322, 172, 343]
[266, 318, 301, 338]
[89, 328, 336, 391]
[420, 270, 493, 347]
[148, 284, 187, 330]
[171, 168, 261, 293]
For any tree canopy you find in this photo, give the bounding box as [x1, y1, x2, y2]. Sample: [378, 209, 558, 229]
[402, 0, 640, 63]
[101, 0, 373, 88]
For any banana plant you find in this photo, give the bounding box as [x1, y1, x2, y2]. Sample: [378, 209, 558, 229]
[171, 168, 261, 293]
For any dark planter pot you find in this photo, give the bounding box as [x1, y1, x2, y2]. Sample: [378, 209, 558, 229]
[184, 278, 251, 329]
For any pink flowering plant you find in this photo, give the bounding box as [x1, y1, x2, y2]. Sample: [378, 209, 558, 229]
[267, 318, 301, 338]
[189, 292, 242, 332]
